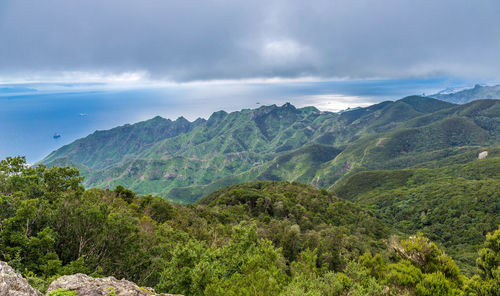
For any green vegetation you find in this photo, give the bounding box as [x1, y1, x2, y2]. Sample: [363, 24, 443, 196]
[11, 96, 500, 294]
[1, 156, 499, 295]
[47, 289, 77, 296]
[42, 97, 476, 202]
[334, 154, 500, 274]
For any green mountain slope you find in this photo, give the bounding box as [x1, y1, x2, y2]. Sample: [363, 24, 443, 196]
[42, 115, 205, 170]
[41, 97, 500, 202]
[313, 100, 500, 189]
[333, 151, 500, 273]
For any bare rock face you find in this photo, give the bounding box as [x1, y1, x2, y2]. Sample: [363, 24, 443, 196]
[0, 261, 42, 296]
[0, 261, 178, 296]
[478, 151, 488, 159]
[46, 273, 177, 296]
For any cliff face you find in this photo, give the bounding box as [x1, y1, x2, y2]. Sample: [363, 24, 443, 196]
[0, 261, 42, 296]
[0, 261, 178, 296]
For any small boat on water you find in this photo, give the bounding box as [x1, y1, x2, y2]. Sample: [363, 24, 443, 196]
[53, 133, 61, 139]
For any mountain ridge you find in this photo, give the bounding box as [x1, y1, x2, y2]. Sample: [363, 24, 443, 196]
[41, 96, 500, 202]
[431, 84, 500, 104]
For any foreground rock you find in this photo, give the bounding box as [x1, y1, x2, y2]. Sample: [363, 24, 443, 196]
[0, 261, 42, 296]
[47, 273, 177, 296]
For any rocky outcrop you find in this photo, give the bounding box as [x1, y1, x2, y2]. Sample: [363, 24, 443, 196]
[0, 261, 178, 296]
[0, 261, 42, 296]
[46, 273, 177, 296]
[478, 150, 488, 159]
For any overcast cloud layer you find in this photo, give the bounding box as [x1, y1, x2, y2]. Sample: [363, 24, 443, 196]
[1, 0, 500, 82]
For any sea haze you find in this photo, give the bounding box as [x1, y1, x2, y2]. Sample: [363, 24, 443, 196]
[0, 77, 471, 162]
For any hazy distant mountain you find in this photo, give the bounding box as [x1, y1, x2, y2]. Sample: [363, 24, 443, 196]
[41, 97, 500, 202]
[431, 84, 500, 104]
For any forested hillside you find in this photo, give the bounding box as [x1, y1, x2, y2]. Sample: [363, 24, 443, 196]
[334, 150, 500, 274]
[1, 157, 499, 295]
[42, 97, 500, 203]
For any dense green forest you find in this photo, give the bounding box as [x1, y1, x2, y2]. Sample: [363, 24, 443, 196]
[334, 151, 500, 274]
[1, 156, 499, 295]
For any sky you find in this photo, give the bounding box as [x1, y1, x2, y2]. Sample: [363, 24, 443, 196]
[0, 0, 499, 161]
[1, 0, 500, 82]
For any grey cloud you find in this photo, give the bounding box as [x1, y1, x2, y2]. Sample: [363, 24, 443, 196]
[1, 0, 500, 81]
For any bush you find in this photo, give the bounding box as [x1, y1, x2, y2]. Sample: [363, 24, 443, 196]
[47, 289, 77, 296]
